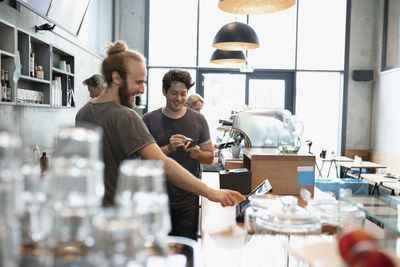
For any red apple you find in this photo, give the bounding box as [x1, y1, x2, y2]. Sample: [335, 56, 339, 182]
[346, 240, 395, 267]
[338, 228, 376, 262]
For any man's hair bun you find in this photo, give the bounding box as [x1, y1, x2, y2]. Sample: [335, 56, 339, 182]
[106, 41, 127, 56]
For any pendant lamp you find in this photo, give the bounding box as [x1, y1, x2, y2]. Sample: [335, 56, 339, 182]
[210, 49, 246, 64]
[218, 0, 296, 14]
[213, 22, 259, 51]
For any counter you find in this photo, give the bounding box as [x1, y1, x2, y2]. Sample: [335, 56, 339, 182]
[199, 172, 386, 267]
[243, 148, 315, 195]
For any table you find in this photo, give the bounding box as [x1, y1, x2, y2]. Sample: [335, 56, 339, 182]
[337, 161, 386, 179]
[319, 156, 353, 178]
[360, 174, 400, 195]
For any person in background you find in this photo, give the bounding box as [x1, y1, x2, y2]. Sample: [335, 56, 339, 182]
[184, 93, 204, 113]
[75, 42, 243, 212]
[82, 74, 105, 98]
[142, 69, 213, 240]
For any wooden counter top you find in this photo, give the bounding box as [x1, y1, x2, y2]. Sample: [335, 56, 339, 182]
[243, 147, 315, 160]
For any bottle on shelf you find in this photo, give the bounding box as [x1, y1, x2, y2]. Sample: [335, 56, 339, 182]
[30, 49, 35, 78]
[4, 71, 11, 102]
[1, 69, 6, 102]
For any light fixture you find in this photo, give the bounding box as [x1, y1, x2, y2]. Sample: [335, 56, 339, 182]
[213, 22, 259, 51]
[218, 0, 296, 14]
[210, 49, 246, 64]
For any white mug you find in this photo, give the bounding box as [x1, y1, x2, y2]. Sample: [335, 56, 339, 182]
[229, 145, 241, 158]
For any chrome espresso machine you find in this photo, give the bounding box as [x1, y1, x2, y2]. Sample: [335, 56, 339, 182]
[229, 109, 292, 148]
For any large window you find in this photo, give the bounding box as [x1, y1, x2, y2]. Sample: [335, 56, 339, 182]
[146, 0, 348, 155]
[148, 0, 198, 67]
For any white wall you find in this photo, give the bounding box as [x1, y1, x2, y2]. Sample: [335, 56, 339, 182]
[369, 0, 400, 156]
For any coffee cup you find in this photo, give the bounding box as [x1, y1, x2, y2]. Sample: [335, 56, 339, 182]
[229, 145, 241, 158]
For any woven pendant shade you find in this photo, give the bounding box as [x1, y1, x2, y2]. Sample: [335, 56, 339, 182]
[218, 0, 296, 14]
[210, 49, 246, 64]
[213, 22, 259, 51]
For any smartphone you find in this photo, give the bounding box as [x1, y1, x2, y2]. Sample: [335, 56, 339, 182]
[184, 138, 199, 151]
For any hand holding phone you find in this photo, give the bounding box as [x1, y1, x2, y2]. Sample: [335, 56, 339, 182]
[183, 137, 199, 151]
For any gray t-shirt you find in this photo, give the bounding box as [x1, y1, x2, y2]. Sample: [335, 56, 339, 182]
[143, 108, 211, 207]
[75, 101, 155, 206]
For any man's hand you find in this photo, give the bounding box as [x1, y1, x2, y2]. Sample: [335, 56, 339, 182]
[167, 134, 187, 153]
[207, 189, 245, 207]
[187, 145, 201, 159]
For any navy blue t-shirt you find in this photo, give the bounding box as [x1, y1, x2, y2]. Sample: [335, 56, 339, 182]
[143, 108, 211, 207]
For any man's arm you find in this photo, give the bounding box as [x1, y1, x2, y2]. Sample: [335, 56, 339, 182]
[188, 141, 214, 165]
[138, 143, 244, 206]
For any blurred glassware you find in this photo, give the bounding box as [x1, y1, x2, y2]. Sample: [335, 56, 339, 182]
[0, 130, 23, 267]
[88, 207, 144, 267]
[44, 126, 105, 265]
[48, 126, 104, 210]
[243, 195, 321, 267]
[19, 162, 53, 266]
[115, 160, 171, 263]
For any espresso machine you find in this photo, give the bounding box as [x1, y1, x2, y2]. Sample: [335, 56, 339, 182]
[231, 109, 292, 148]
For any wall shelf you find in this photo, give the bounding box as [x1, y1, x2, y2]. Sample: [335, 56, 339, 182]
[0, 21, 76, 109]
[52, 67, 74, 77]
[19, 75, 51, 84]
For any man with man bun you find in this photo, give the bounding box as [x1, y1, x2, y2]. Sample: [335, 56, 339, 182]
[75, 41, 244, 211]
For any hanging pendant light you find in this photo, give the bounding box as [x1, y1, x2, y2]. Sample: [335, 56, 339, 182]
[218, 0, 296, 14]
[213, 22, 259, 51]
[210, 49, 246, 64]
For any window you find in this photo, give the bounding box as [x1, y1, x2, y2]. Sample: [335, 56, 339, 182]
[148, 0, 198, 67]
[296, 71, 342, 176]
[297, 0, 347, 70]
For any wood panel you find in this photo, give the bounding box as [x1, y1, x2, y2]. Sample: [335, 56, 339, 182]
[369, 150, 400, 175]
[243, 148, 315, 195]
[344, 149, 370, 161]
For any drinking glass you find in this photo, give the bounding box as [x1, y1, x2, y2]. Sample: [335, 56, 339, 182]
[0, 131, 23, 267]
[44, 126, 105, 265]
[115, 160, 171, 262]
[87, 207, 144, 267]
[49, 126, 104, 209]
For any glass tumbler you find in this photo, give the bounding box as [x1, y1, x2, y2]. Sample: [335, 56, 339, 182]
[115, 160, 171, 262]
[0, 131, 23, 267]
[44, 126, 105, 265]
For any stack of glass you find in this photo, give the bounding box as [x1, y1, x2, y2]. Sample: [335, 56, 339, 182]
[42, 126, 105, 266]
[0, 131, 23, 267]
[114, 160, 171, 266]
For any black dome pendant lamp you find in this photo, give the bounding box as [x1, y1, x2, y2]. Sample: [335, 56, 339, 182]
[218, 0, 296, 15]
[212, 22, 259, 51]
[210, 49, 246, 64]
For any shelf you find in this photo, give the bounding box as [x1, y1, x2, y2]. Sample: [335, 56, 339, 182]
[52, 67, 74, 76]
[0, 101, 16, 106]
[19, 75, 51, 84]
[51, 105, 75, 109]
[16, 102, 51, 108]
[0, 50, 14, 58]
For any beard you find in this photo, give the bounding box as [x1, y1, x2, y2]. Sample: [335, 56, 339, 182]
[118, 79, 133, 108]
